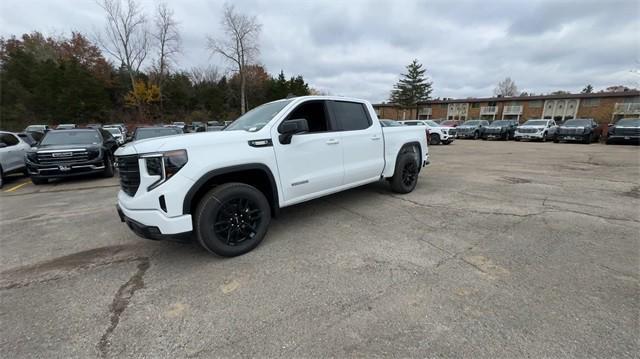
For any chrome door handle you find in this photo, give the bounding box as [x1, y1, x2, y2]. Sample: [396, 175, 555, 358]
[371, 136, 381, 141]
[326, 139, 340, 145]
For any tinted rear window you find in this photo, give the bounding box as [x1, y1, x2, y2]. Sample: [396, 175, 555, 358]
[331, 101, 371, 131]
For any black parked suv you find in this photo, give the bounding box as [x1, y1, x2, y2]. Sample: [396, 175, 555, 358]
[482, 119, 518, 140]
[554, 118, 601, 144]
[25, 129, 119, 184]
[456, 120, 490, 139]
[606, 118, 640, 144]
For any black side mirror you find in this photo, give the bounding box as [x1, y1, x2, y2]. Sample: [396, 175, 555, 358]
[279, 118, 309, 144]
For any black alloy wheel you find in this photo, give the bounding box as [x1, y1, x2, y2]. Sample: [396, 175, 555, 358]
[195, 183, 271, 257]
[401, 160, 419, 187]
[213, 197, 263, 246]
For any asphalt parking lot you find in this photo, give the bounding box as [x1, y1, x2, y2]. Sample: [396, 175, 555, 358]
[1, 140, 638, 358]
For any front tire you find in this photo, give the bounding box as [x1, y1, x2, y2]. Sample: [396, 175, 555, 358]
[430, 133, 441, 145]
[195, 183, 271, 257]
[103, 155, 115, 177]
[473, 131, 479, 140]
[390, 149, 420, 194]
[0, 167, 3, 189]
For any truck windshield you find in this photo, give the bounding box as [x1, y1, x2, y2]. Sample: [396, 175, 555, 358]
[462, 121, 480, 126]
[225, 100, 293, 132]
[424, 120, 440, 127]
[40, 131, 101, 145]
[523, 120, 547, 126]
[490, 121, 510, 126]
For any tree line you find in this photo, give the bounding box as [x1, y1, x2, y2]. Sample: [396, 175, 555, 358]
[0, 1, 311, 131]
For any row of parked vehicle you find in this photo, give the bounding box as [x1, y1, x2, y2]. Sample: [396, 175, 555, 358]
[383, 117, 640, 145]
[0, 120, 215, 188]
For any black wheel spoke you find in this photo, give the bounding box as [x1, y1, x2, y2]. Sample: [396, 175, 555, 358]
[213, 195, 263, 246]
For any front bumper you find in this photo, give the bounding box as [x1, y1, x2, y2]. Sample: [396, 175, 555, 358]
[117, 203, 192, 240]
[607, 135, 640, 142]
[26, 159, 105, 178]
[423, 154, 430, 167]
[456, 131, 476, 139]
[556, 134, 587, 141]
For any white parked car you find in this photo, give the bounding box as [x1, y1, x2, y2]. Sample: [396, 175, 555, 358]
[0, 131, 31, 188]
[115, 96, 429, 257]
[399, 120, 455, 145]
[105, 127, 125, 145]
[514, 119, 558, 142]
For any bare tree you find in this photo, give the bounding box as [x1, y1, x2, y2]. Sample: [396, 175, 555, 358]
[189, 66, 220, 85]
[95, 0, 149, 89]
[494, 77, 518, 97]
[152, 2, 180, 114]
[208, 4, 261, 114]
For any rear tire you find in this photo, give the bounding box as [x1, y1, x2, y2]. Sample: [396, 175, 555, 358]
[430, 133, 441, 145]
[0, 167, 4, 189]
[195, 183, 271, 257]
[390, 148, 420, 194]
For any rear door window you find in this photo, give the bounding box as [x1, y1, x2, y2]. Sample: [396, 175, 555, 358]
[329, 101, 372, 131]
[1, 133, 19, 146]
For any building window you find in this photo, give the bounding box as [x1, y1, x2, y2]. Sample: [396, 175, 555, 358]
[509, 101, 521, 106]
[583, 98, 600, 107]
[488, 101, 497, 106]
[528, 101, 543, 108]
[471, 102, 480, 108]
[440, 103, 448, 108]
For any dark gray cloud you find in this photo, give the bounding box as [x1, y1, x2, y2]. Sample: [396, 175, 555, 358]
[1, 0, 638, 102]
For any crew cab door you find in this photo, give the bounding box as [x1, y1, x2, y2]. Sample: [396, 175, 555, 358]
[271, 100, 344, 204]
[327, 100, 384, 185]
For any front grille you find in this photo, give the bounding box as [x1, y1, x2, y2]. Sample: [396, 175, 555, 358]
[484, 128, 503, 135]
[558, 127, 584, 135]
[116, 155, 140, 196]
[518, 128, 538, 134]
[614, 127, 640, 136]
[457, 128, 474, 134]
[37, 151, 91, 164]
[449, 129, 457, 136]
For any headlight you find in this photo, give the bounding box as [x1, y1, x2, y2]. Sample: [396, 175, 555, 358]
[26, 152, 37, 162]
[142, 149, 188, 191]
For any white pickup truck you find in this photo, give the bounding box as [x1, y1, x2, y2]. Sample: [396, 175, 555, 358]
[115, 96, 429, 256]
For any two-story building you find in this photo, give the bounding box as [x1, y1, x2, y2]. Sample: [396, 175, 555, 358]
[373, 90, 640, 124]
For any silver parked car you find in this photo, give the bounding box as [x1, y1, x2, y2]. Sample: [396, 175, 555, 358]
[0, 131, 31, 188]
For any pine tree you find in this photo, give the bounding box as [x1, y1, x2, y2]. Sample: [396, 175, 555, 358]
[389, 59, 433, 106]
[581, 84, 594, 93]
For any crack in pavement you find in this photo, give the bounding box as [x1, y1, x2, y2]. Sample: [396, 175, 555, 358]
[97, 257, 150, 359]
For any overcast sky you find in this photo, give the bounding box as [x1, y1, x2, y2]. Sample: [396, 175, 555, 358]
[1, 0, 638, 103]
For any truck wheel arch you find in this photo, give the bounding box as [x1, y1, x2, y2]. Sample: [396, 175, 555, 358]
[390, 142, 422, 178]
[183, 163, 280, 217]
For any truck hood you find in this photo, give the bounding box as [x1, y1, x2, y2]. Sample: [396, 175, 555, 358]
[32, 144, 101, 152]
[517, 126, 545, 130]
[115, 130, 258, 156]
